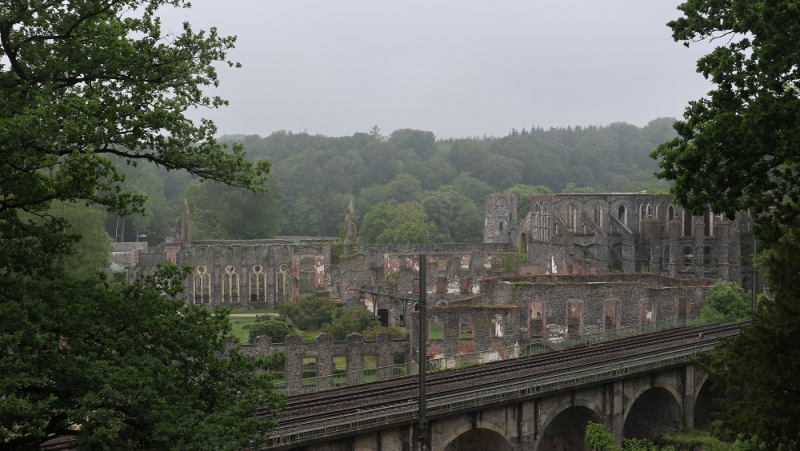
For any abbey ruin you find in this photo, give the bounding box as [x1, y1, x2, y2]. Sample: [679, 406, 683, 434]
[114, 193, 749, 380]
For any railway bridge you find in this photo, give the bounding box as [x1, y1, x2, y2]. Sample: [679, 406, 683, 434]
[267, 323, 739, 451]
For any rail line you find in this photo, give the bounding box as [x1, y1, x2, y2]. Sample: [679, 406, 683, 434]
[266, 322, 744, 447]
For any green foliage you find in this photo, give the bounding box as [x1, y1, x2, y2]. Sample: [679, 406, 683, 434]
[235, 122, 672, 239]
[278, 296, 339, 330]
[47, 202, 112, 279]
[697, 228, 800, 449]
[700, 280, 750, 323]
[505, 184, 553, 219]
[249, 318, 290, 343]
[652, 0, 800, 245]
[362, 326, 407, 340]
[584, 422, 616, 451]
[621, 438, 658, 451]
[185, 176, 283, 240]
[0, 2, 281, 448]
[0, 264, 284, 450]
[657, 3, 800, 447]
[359, 202, 434, 244]
[656, 429, 731, 451]
[562, 182, 597, 193]
[422, 190, 484, 243]
[329, 307, 379, 340]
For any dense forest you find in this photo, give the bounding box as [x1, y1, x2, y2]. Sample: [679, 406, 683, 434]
[106, 118, 677, 247]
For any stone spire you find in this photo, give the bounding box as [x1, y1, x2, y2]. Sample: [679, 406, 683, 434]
[344, 199, 357, 245]
[182, 198, 191, 246]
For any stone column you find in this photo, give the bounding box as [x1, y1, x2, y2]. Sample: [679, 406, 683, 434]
[682, 365, 696, 430]
[612, 379, 625, 448]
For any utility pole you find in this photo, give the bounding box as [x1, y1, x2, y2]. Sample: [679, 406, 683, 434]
[417, 254, 428, 450]
[348, 255, 428, 450]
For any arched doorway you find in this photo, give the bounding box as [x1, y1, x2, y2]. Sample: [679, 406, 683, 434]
[539, 406, 603, 450]
[443, 428, 513, 451]
[623, 387, 681, 440]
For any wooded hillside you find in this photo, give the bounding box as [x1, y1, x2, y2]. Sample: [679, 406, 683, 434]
[109, 119, 677, 245]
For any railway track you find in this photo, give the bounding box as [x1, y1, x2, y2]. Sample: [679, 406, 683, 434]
[40, 322, 744, 450]
[270, 321, 743, 427]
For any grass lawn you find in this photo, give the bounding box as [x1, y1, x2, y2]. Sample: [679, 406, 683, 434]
[229, 316, 262, 343]
[429, 324, 442, 339]
[228, 311, 281, 343]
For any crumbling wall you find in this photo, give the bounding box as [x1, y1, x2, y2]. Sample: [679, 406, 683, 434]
[480, 273, 713, 339]
[241, 332, 409, 382]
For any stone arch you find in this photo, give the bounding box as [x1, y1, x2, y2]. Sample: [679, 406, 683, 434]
[538, 404, 605, 451]
[618, 204, 627, 225]
[683, 209, 693, 236]
[694, 376, 720, 431]
[439, 419, 513, 451]
[520, 233, 527, 253]
[567, 202, 578, 231]
[593, 203, 604, 228]
[623, 386, 682, 441]
[249, 264, 267, 302]
[221, 265, 240, 303]
[192, 265, 211, 304]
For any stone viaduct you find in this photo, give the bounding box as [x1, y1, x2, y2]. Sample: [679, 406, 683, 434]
[270, 351, 716, 451]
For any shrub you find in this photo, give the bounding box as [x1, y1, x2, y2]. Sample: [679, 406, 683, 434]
[700, 279, 750, 323]
[585, 422, 616, 451]
[279, 296, 339, 330]
[248, 318, 289, 343]
[329, 307, 378, 340]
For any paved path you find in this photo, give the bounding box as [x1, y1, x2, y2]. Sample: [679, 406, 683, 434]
[230, 312, 279, 318]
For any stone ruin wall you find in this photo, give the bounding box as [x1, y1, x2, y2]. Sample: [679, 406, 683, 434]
[239, 273, 712, 379]
[177, 241, 329, 309]
[481, 273, 713, 338]
[241, 332, 409, 384]
[509, 193, 744, 286]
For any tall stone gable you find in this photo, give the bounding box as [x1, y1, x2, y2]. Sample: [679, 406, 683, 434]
[485, 193, 744, 285]
[484, 194, 518, 246]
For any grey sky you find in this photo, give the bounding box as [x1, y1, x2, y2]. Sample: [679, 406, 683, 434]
[158, 1, 714, 139]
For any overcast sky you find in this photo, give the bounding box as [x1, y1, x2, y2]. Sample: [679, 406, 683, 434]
[158, 1, 714, 139]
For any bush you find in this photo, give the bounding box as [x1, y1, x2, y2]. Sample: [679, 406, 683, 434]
[278, 296, 339, 330]
[585, 422, 616, 451]
[329, 307, 378, 340]
[248, 318, 289, 343]
[700, 279, 750, 323]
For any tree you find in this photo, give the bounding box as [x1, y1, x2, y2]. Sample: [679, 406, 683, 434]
[655, 1, 800, 447]
[0, 265, 284, 450]
[359, 202, 433, 244]
[699, 280, 750, 324]
[249, 318, 290, 343]
[278, 296, 339, 331]
[697, 226, 800, 449]
[652, 0, 800, 245]
[328, 307, 378, 340]
[47, 202, 112, 280]
[184, 177, 284, 240]
[584, 422, 616, 451]
[562, 182, 596, 194]
[505, 184, 553, 219]
[0, 2, 279, 448]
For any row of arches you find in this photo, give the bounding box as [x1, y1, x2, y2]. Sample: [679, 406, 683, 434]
[190, 264, 288, 304]
[440, 380, 718, 451]
[542, 200, 722, 239]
